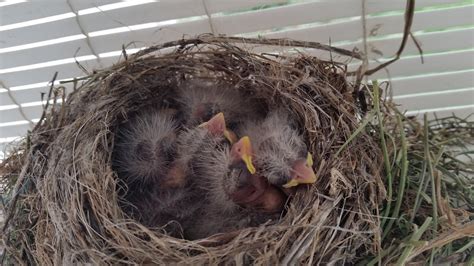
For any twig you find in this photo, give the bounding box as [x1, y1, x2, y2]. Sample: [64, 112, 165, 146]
[135, 35, 363, 60]
[362, 0, 416, 76]
[353, 0, 370, 92]
[66, 0, 103, 68]
[0, 81, 34, 126]
[202, 0, 216, 35]
[409, 32, 424, 64]
[32, 72, 58, 132]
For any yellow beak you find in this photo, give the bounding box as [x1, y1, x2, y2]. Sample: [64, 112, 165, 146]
[224, 129, 238, 144]
[239, 136, 256, 174]
[306, 152, 313, 167]
[283, 179, 300, 188]
[283, 152, 317, 188]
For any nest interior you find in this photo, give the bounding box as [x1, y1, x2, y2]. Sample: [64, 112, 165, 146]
[1, 37, 387, 264]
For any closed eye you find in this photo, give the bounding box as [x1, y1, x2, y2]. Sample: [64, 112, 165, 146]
[159, 141, 175, 163]
[135, 141, 153, 161]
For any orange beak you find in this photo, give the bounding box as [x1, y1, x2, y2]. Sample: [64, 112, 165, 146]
[198, 112, 237, 144]
[231, 136, 256, 174]
[283, 152, 317, 188]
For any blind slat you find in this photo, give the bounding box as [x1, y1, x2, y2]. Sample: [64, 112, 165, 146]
[408, 108, 474, 121]
[0, 58, 98, 87]
[351, 49, 474, 79]
[90, 19, 211, 54]
[0, 84, 73, 108]
[390, 70, 474, 96]
[0, 105, 42, 124]
[69, 0, 123, 11]
[2, 2, 470, 71]
[0, 124, 32, 139]
[1, 0, 281, 27]
[396, 89, 474, 111]
[79, 0, 285, 34]
[263, 5, 472, 48]
[0, 39, 92, 69]
[0, 0, 282, 48]
[339, 27, 474, 60]
[76, 0, 206, 33]
[3, 1, 465, 54]
[0, 1, 71, 26]
[0, 19, 82, 48]
[214, 0, 450, 36]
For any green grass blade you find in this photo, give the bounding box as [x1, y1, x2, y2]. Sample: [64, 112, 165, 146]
[383, 114, 408, 239]
[372, 80, 393, 227]
[335, 111, 375, 157]
[395, 217, 433, 266]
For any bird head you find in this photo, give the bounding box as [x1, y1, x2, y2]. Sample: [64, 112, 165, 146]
[223, 136, 262, 206]
[198, 112, 237, 144]
[230, 136, 256, 174]
[283, 152, 317, 188]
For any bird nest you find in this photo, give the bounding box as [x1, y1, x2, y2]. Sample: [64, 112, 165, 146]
[0, 36, 410, 264]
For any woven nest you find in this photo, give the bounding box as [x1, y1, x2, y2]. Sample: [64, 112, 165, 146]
[1, 36, 388, 264]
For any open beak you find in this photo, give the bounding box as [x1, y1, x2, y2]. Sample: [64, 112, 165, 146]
[198, 112, 237, 144]
[232, 136, 256, 174]
[283, 152, 317, 188]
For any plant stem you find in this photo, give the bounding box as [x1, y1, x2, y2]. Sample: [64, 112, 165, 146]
[373, 80, 393, 227]
[335, 111, 375, 157]
[383, 115, 408, 239]
[395, 217, 433, 266]
[424, 114, 439, 263]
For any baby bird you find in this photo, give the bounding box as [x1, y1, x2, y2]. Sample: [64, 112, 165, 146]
[185, 134, 285, 240]
[197, 136, 285, 213]
[237, 109, 317, 188]
[165, 112, 238, 188]
[112, 107, 193, 236]
[193, 136, 258, 212]
[175, 79, 261, 127]
[112, 107, 179, 186]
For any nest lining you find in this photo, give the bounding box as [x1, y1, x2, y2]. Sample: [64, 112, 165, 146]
[0, 37, 388, 264]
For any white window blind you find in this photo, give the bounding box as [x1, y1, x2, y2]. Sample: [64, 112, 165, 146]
[0, 0, 473, 154]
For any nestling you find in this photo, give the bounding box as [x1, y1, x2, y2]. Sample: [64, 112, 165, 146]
[112, 107, 179, 186]
[237, 109, 317, 188]
[178, 114, 285, 239]
[112, 107, 195, 236]
[166, 112, 238, 188]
